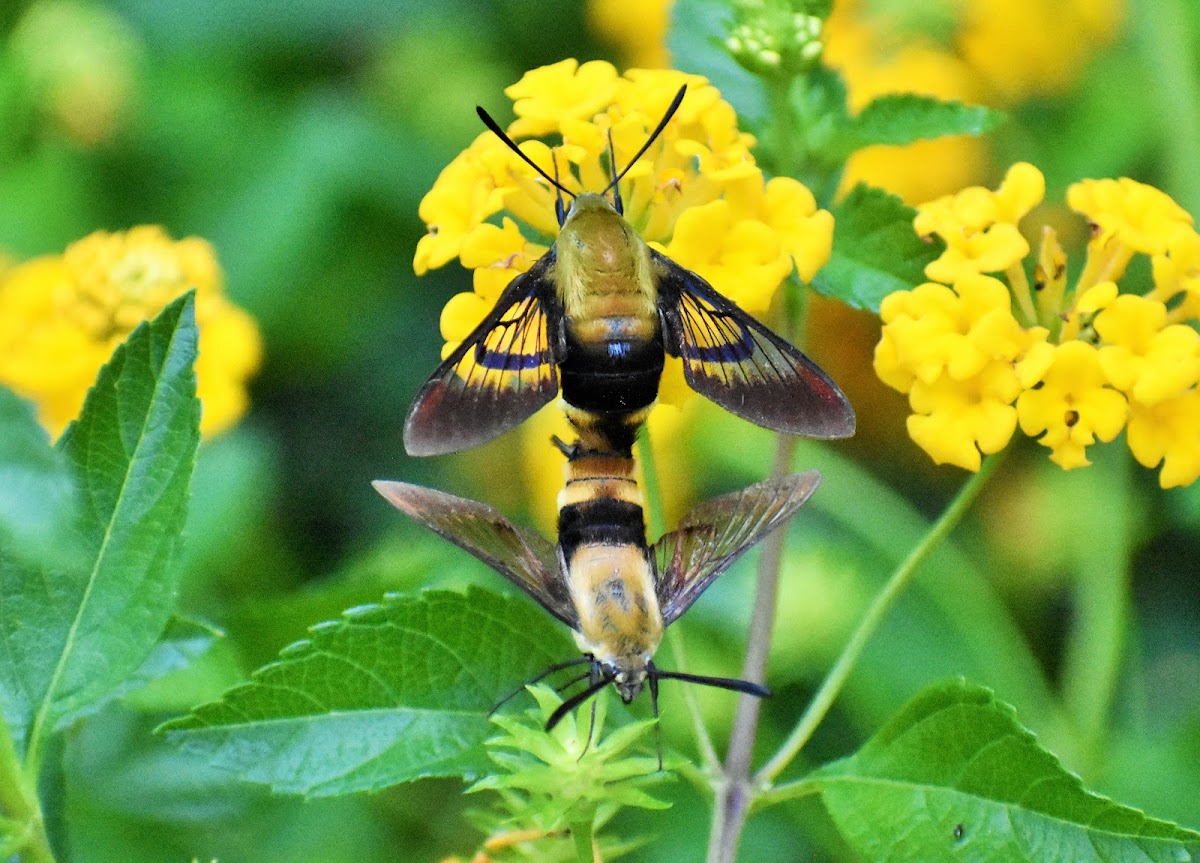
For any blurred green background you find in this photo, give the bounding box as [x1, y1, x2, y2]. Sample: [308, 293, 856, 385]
[2, 0, 1198, 861]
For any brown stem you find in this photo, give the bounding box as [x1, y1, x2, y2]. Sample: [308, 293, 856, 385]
[706, 433, 796, 863]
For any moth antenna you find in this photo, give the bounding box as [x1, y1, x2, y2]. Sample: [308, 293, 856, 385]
[577, 698, 599, 763]
[489, 657, 592, 717]
[648, 670, 663, 771]
[601, 84, 686, 199]
[552, 154, 566, 227]
[648, 668, 772, 699]
[555, 670, 592, 695]
[606, 127, 623, 216]
[476, 105, 576, 204]
[546, 674, 612, 731]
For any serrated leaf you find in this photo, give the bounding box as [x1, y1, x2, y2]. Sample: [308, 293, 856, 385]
[162, 588, 575, 796]
[814, 679, 1200, 863]
[0, 293, 200, 757]
[840, 94, 1004, 153]
[0, 386, 81, 569]
[812, 184, 941, 311]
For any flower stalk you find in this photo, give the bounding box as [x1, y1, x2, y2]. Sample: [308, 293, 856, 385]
[0, 721, 56, 863]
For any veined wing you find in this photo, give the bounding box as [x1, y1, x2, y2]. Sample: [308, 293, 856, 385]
[373, 480, 577, 628]
[654, 471, 821, 626]
[653, 251, 855, 440]
[404, 255, 562, 456]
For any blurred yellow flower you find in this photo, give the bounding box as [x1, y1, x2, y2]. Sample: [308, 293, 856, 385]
[587, 0, 672, 69]
[0, 227, 262, 439]
[825, 0, 1124, 204]
[9, 0, 142, 146]
[876, 164, 1200, 486]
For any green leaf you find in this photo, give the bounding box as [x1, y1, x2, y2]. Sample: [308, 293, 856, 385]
[814, 680, 1200, 863]
[162, 588, 576, 796]
[0, 386, 80, 570]
[811, 183, 941, 311]
[0, 293, 200, 759]
[839, 95, 1004, 153]
[65, 704, 392, 863]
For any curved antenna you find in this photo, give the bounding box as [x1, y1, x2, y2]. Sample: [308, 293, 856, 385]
[605, 127, 623, 216]
[476, 105, 575, 226]
[488, 656, 592, 717]
[600, 84, 687, 199]
[545, 673, 612, 731]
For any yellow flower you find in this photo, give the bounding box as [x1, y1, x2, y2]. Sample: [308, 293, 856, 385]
[877, 162, 1200, 486]
[1127, 392, 1200, 489]
[1149, 229, 1200, 324]
[0, 227, 261, 439]
[1016, 341, 1126, 469]
[874, 274, 1046, 468]
[413, 133, 512, 276]
[916, 163, 1044, 282]
[1093, 294, 1200, 406]
[505, 59, 621, 139]
[877, 275, 1042, 386]
[655, 199, 793, 316]
[907, 362, 1021, 471]
[1069, 178, 1194, 256]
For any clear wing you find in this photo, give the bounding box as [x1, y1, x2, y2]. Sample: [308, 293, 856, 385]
[654, 471, 821, 626]
[373, 480, 577, 629]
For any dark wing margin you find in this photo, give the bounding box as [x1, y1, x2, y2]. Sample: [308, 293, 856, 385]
[373, 480, 578, 629]
[404, 256, 562, 456]
[653, 251, 855, 439]
[653, 471, 821, 626]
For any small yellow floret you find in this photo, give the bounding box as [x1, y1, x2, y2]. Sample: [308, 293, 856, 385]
[906, 363, 1021, 471]
[1016, 341, 1126, 469]
[505, 59, 621, 139]
[1094, 294, 1200, 405]
[1067, 177, 1195, 257]
[1126, 392, 1200, 488]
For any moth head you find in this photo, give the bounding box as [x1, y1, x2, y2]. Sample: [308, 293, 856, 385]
[604, 655, 650, 703]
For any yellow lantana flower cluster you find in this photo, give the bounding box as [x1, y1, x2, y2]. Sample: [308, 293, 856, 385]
[876, 164, 1200, 488]
[0, 226, 262, 439]
[415, 58, 833, 388]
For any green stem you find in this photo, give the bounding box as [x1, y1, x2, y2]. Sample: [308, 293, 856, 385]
[767, 77, 799, 178]
[752, 776, 821, 811]
[1060, 447, 1132, 776]
[571, 817, 596, 863]
[0, 721, 56, 863]
[1134, 0, 1200, 215]
[755, 451, 1006, 787]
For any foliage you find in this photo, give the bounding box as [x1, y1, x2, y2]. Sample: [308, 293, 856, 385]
[2, 1, 1199, 862]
